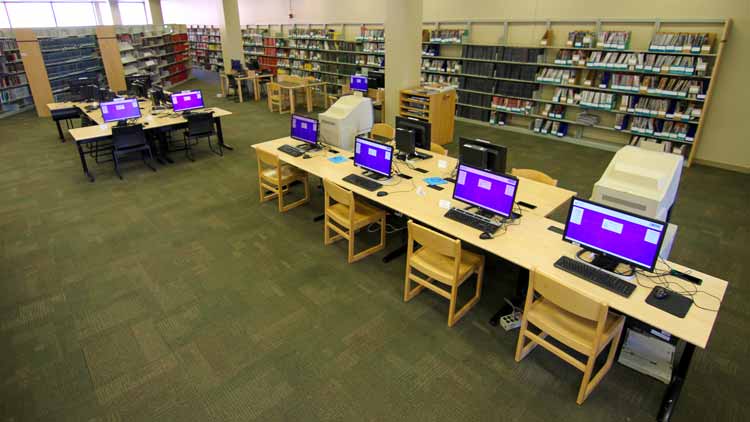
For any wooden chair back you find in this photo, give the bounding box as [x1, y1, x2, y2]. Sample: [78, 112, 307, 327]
[407, 220, 460, 259]
[529, 270, 605, 322]
[371, 123, 395, 140]
[323, 179, 355, 223]
[511, 168, 558, 186]
[268, 82, 282, 98]
[256, 148, 280, 170]
[430, 144, 447, 155]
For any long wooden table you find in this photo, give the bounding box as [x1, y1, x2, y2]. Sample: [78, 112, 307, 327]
[252, 136, 728, 421]
[47, 100, 232, 182]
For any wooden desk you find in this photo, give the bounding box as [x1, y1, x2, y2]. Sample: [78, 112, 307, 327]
[252, 136, 728, 420]
[220, 72, 273, 102]
[276, 80, 326, 114]
[47, 100, 232, 182]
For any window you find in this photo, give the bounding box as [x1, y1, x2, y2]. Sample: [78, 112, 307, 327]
[53, 2, 98, 27]
[5, 2, 57, 28]
[0, 1, 117, 28]
[0, 4, 9, 29]
[118, 1, 148, 25]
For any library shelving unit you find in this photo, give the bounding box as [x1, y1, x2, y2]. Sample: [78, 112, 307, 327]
[38, 31, 107, 103]
[188, 25, 223, 72]
[399, 87, 456, 146]
[240, 24, 385, 88]
[0, 32, 33, 118]
[117, 24, 191, 89]
[420, 18, 730, 166]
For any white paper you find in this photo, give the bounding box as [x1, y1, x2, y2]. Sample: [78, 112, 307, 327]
[438, 199, 451, 210]
[437, 160, 448, 169]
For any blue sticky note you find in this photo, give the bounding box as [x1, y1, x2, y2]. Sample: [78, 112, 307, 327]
[423, 177, 448, 186]
[328, 156, 347, 164]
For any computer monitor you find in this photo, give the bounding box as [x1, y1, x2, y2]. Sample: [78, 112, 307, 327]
[150, 85, 168, 107]
[367, 71, 384, 89]
[354, 136, 393, 178]
[247, 58, 260, 71]
[458, 137, 508, 173]
[395, 127, 416, 159]
[562, 197, 667, 272]
[171, 90, 205, 113]
[350, 75, 368, 92]
[290, 114, 319, 149]
[452, 164, 518, 219]
[100, 98, 141, 124]
[395, 116, 431, 152]
[80, 85, 100, 102]
[69, 77, 93, 100]
[231, 59, 243, 72]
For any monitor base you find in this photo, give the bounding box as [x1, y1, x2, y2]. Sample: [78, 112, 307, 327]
[297, 143, 321, 152]
[362, 170, 389, 181]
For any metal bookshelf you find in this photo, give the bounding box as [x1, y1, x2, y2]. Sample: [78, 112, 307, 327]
[38, 32, 106, 102]
[0, 34, 33, 118]
[188, 25, 223, 72]
[117, 24, 191, 89]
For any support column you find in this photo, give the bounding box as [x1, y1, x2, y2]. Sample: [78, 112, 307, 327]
[148, 0, 164, 26]
[384, 0, 423, 124]
[217, 0, 243, 73]
[108, 0, 122, 25]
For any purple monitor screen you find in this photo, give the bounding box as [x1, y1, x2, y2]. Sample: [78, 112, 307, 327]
[563, 198, 666, 270]
[290, 114, 318, 144]
[354, 137, 393, 177]
[453, 164, 518, 218]
[171, 90, 204, 112]
[100, 98, 141, 123]
[350, 75, 368, 92]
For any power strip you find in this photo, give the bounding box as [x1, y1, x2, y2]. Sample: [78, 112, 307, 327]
[499, 312, 522, 331]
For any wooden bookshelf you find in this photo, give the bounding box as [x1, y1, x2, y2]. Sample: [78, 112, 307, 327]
[188, 25, 223, 72]
[0, 32, 34, 118]
[399, 88, 456, 146]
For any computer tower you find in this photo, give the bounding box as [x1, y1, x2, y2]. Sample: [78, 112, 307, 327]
[461, 144, 489, 169]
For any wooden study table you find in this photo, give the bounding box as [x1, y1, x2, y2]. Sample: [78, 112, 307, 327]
[219, 72, 273, 102]
[47, 100, 232, 182]
[252, 136, 728, 421]
[276, 79, 326, 114]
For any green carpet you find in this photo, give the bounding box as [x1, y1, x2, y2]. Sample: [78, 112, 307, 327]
[1, 72, 748, 421]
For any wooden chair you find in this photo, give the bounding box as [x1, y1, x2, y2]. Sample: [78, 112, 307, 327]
[371, 123, 395, 142]
[267, 82, 289, 113]
[323, 179, 387, 263]
[256, 149, 310, 212]
[515, 269, 625, 404]
[511, 168, 558, 186]
[404, 220, 485, 327]
[430, 144, 447, 155]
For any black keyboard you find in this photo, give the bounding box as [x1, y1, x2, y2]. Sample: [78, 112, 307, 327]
[342, 174, 383, 192]
[554, 256, 636, 298]
[444, 207, 501, 234]
[278, 144, 303, 157]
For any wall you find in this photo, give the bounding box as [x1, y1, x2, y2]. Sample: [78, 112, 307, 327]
[232, 0, 749, 172]
[162, 0, 221, 25]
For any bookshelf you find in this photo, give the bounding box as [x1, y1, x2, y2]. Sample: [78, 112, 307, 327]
[399, 87, 456, 146]
[188, 25, 223, 72]
[0, 33, 33, 118]
[421, 18, 730, 166]
[117, 24, 190, 89]
[37, 32, 106, 103]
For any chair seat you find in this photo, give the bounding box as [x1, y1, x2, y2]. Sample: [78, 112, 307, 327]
[526, 298, 622, 355]
[410, 248, 482, 286]
[262, 165, 304, 185]
[327, 201, 385, 230]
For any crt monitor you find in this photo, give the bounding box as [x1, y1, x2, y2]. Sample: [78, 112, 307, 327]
[290, 114, 319, 147]
[354, 136, 393, 178]
[453, 164, 518, 219]
[350, 75, 368, 92]
[171, 90, 205, 112]
[367, 71, 384, 89]
[459, 137, 508, 173]
[100, 98, 141, 123]
[395, 116, 431, 151]
[562, 197, 667, 272]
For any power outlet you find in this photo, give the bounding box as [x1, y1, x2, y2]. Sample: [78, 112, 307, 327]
[499, 313, 522, 331]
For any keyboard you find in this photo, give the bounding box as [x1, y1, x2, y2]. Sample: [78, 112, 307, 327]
[444, 207, 501, 234]
[554, 256, 636, 298]
[342, 174, 383, 192]
[277, 144, 304, 157]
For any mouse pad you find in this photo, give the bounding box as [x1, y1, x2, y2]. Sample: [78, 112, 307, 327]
[328, 156, 347, 164]
[646, 289, 692, 318]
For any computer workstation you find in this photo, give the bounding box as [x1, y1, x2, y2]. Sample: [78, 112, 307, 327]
[394, 116, 432, 161]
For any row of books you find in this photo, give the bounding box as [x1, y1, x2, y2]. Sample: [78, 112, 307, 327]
[585, 51, 710, 75]
[489, 111, 508, 126]
[357, 28, 384, 41]
[491, 96, 534, 113]
[541, 103, 565, 119]
[649, 32, 712, 54]
[618, 95, 702, 121]
[567, 31, 596, 48]
[532, 118, 569, 136]
[429, 30, 463, 44]
[0, 85, 30, 103]
[630, 136, 690, 157]
[422, 44, 440, 56]
[579, 91, 615, 109]
[0, 39, 18, 51]
[537, 68, 577, 84]
[627, 117, 696, 140]
[421, 59, 461, 73]
[462, 46, 545, 63]
[289, 28, 331, 39]
[422, 73, 459, 88]
[597, 31, 631, 50]
[457, 104, 491, 122]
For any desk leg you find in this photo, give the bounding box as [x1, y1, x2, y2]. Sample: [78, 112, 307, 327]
[214, 117, 233, 151]
[220, 75, 226, 98]
[306, 87, 313, 112]
[55, 120, 65, 142]
[254, 80, 261, 101]
[239, 82, 244, 103]
[489, 267, 529, 326]
[657, 343, 695, 422]
[289, 89, 295, 114]
[76, 142, 95, 182]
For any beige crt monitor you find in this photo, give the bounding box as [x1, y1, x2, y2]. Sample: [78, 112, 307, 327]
[318, 95, 373, 151]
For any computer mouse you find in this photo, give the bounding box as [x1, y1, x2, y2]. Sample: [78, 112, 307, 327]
[377, 191, 388, 197]
[479, 232, 493, 240]
[653, 286, 669, 300]
[302, 154, 311, 159]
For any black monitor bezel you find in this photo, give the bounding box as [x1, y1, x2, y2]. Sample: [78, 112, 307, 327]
[395, 116, 431, 150]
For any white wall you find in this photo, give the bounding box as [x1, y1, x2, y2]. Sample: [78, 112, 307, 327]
[162, 0, 221, 25]
[238, 0, 382, 24]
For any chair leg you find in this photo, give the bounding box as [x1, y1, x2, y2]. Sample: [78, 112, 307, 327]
[514, 318, 530, 362]
[580, 322, 625, 404]
[113, 152, 123, 180]
[577, 356, 597, 405]
[404, 269, 425, 302]
[346, 228, 356, 263]
[447, 284, 460, 327]
[143, 150, 156, 172]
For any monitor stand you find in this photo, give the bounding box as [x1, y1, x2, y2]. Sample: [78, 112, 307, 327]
[465, 205, 519, 221]
[362, 170, 389, 181]
[297, 143, 321, 152]
[115, 120, 130, 128]
[576, 250, 636, 280]
[397, 151, 430, 161]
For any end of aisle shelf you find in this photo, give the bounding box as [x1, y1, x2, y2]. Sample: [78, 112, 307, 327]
[188, 25, 223, 73]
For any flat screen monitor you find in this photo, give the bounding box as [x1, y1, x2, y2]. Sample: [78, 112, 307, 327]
[395, 128, 415, 156]
[395, 116, 431, 150]
[350, 75, 368, 92]
[453, 164, 518, 218]
[562, 197, 667, 272]
[290, 114, 319, 145]
[354, 136, 393, 178]
[367, 71, 384, 89]
[171, 90, 205, 112]
[458, 137, 507, 173]
[100, 98, 141, 123]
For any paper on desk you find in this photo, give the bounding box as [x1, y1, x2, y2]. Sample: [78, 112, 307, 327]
[328, 156, 347, 164]
[423, 177, 448, 186]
